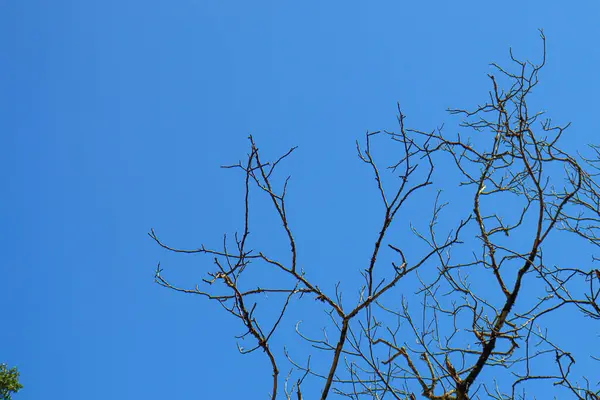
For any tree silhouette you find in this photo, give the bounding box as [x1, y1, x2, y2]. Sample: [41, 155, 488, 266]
[151, 31, 599, 399]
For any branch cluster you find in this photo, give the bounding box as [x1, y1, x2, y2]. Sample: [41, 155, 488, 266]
[151, 32, 599, 400]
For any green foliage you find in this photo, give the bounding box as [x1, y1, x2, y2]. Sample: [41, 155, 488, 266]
[0, 364, 23, 400]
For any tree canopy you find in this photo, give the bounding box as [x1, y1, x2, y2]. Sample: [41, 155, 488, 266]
[0, 364, 23, 400]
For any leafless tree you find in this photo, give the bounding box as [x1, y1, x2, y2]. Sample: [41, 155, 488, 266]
[150, 31, 599, 399]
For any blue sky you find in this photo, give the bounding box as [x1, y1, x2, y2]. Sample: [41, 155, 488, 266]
[1, 1, 599, 399]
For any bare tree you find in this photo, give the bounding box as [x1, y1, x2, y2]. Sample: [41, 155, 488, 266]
[150, 31, 599, 399]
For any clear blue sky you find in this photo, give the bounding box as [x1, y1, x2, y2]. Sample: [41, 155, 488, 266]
[1, 2, 599, 399]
